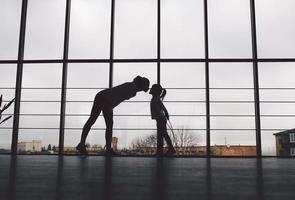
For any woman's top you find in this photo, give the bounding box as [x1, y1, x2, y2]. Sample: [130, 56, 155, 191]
[99, 82, 137, 108]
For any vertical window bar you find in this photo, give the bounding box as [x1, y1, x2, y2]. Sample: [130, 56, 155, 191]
[12, 0, 28, 154]
[204, 0, 210, 157]
[157, 0, 161, 84]
[59, 0, 72, 155]
[109, 0, 116, 88]
[250, 0, 262, 157]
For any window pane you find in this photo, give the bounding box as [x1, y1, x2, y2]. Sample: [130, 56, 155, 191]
[208, 0, 252, 58]
[64, 130, 105, 155]
[161, 63, 206, 149]
[161, 63, 205, 88]
[256, 0, 295, 57]
[69, 0, 111, 59]
[24, 0, 66, 59]
[0, 0, 21, 60]
[161, 0, 204, 58]
[18, 130, 59, 154]
[0, 130, 12, 153]
[0, 64, 16, 152]
[259, 63, 295, 156]
[114, 0, 157, 58]
[65, 63, 109, 147]
[261, 131, 277, 156]
[211, 130, 256, 156]
[0, 64, 17, 99]
[210, 63, 255, 155]
[19, 64, 62, 154]
[113, 63, 157, 101]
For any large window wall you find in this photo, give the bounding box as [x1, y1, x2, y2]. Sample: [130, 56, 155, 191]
[0, 0, 295, 156]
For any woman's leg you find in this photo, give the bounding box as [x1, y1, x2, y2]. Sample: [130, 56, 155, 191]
[80, 96, 102, 144]
[103, 107, 113, 153]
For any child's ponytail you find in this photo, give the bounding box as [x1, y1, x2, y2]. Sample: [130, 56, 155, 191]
[160, 88, 166, 100]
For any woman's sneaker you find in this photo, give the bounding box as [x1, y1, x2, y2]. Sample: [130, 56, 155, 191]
[105, 149, 120, 157]
[76, 143, 88, 155]
[165, 148, 176, 156]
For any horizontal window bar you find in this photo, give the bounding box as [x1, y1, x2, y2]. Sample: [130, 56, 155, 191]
[3, 87, 295, 90]
[1, 58, 295, 64]
[14, 100, 295, 103]
[5, 114, 295, 117]
[0, 127, 288, 131]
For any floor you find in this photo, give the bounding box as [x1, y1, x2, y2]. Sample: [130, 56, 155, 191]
[0, 155, 294, 200]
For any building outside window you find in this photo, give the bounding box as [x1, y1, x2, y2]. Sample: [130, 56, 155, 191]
[290, 133, 295, 143]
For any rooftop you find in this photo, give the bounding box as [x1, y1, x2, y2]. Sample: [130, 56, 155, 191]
[273, 128, 295, 136]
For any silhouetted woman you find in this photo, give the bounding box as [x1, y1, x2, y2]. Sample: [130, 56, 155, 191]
[77, 76, 150, 156]
[150, 84, 176, 156]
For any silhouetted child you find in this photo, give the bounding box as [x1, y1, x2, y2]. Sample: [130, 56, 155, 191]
[150, 84, 176, 156]
[77, 76, 150, 156]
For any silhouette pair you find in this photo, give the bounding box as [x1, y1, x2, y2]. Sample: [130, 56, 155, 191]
[76, 76, 176, 156]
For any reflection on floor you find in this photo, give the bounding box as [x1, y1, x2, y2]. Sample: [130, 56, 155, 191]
[0, 155, 295, 200]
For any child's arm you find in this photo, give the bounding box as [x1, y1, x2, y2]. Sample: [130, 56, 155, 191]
[161, 102, 169, 120]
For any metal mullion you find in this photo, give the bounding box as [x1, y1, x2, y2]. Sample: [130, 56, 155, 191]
[22, 59, 63, 64]
[257, 58, 295, 62]
[250, 0, 262, 157]
[157, 0, 161, 84]
[59, 0, 71, 155]
[204, 0, 210, 157]
[12, 0, 28, 155]
[0, 60, 18, 64]
[109, 0, 116, 88]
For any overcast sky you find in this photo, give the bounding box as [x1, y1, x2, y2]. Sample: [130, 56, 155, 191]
[1, 0, 295, 155]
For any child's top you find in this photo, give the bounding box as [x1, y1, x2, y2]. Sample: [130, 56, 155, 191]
[150, 96, 167, 119]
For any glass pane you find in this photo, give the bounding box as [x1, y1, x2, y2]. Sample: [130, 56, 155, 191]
[114, 0, 157, 58]
[161, 63, 205, 88]
[128, 130, 206, 155]
[0, 130, 12, 153]
[208, 0, 252, 58]
[161, 63, 206, 149]
[161, 0, 204, 58]
[0, 64, 16, 152]
[65, 63, 109, 147]
[113, 63, 157, 101]
[210, 63, 255, 155]
[0, 64, 17, 99]
[19, 64, 62, 154]
[211, 89, 254, 101]
[69, 0, 111, 59]
[24, 0, 66, 59]
[67, 63, 109, 89]
[210, 63, 253, 88]
[256, 0, 295, 57]
[64, 130, 105, 155]
[211, 130, 256, 156]
[18, 129, 59, 154]
[0, 0, 22, 60]
[261, 131, 277, 156]
[259, 63, 295, 156]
